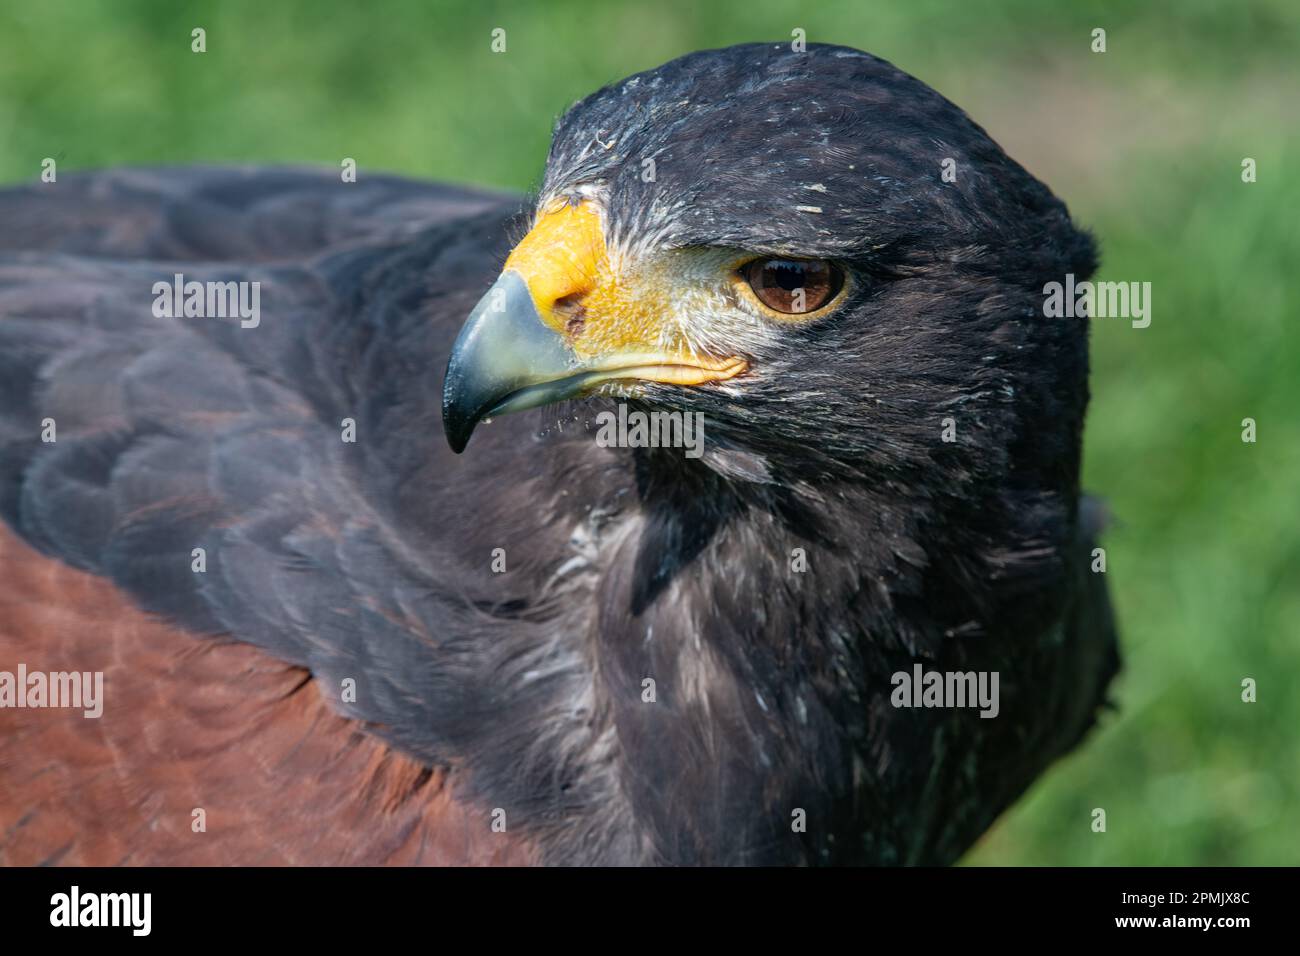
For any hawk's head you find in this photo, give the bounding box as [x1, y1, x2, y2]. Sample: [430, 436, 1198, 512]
[444, 43, 1095, 494]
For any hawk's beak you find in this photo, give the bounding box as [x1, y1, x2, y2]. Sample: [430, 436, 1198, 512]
[442, 270, 582, 453]
[442, 200, 746, 453]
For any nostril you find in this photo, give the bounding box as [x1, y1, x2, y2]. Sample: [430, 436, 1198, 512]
[554, 291, 585, 312]
[553, 292, 587, 337]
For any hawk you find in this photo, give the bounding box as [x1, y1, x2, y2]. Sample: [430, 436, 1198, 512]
[0, 43, 1118, 865]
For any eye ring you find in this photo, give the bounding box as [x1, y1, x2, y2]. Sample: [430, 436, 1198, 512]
[738, 258, 846, 317]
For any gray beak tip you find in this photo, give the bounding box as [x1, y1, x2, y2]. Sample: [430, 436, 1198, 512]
[441, 271, 578, 454]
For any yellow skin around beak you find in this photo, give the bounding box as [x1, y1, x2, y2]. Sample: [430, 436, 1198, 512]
[442, 197, 755, 452]
[503, 199, 748, 385]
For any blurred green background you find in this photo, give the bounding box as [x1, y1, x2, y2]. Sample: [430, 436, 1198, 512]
[1, 0, 1295, 865]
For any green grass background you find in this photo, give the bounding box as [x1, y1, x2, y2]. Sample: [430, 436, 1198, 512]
[1, 0, 1295, 865]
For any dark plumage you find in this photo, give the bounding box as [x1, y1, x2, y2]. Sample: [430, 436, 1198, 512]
[0, 43, 1117, 865]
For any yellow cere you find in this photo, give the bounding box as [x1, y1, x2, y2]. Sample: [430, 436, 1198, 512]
[501, 200, 746, 384]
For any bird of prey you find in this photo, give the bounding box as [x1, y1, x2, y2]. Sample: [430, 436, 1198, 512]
[0, 43, 1118, 866]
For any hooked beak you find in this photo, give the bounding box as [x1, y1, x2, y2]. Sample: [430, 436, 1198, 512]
[441, 200, 747, 453]
[441, 270, 579, 453]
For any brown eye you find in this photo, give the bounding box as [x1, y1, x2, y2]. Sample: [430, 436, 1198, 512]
[743, 258, 843, 314]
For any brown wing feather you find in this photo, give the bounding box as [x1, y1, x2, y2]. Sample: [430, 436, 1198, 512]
[0, 524, 534, 866]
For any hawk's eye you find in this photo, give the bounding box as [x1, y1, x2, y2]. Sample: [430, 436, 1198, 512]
[742, 258, 843, 315]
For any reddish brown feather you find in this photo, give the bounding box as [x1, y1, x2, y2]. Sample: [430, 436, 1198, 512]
[0, 524, 535, 866]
